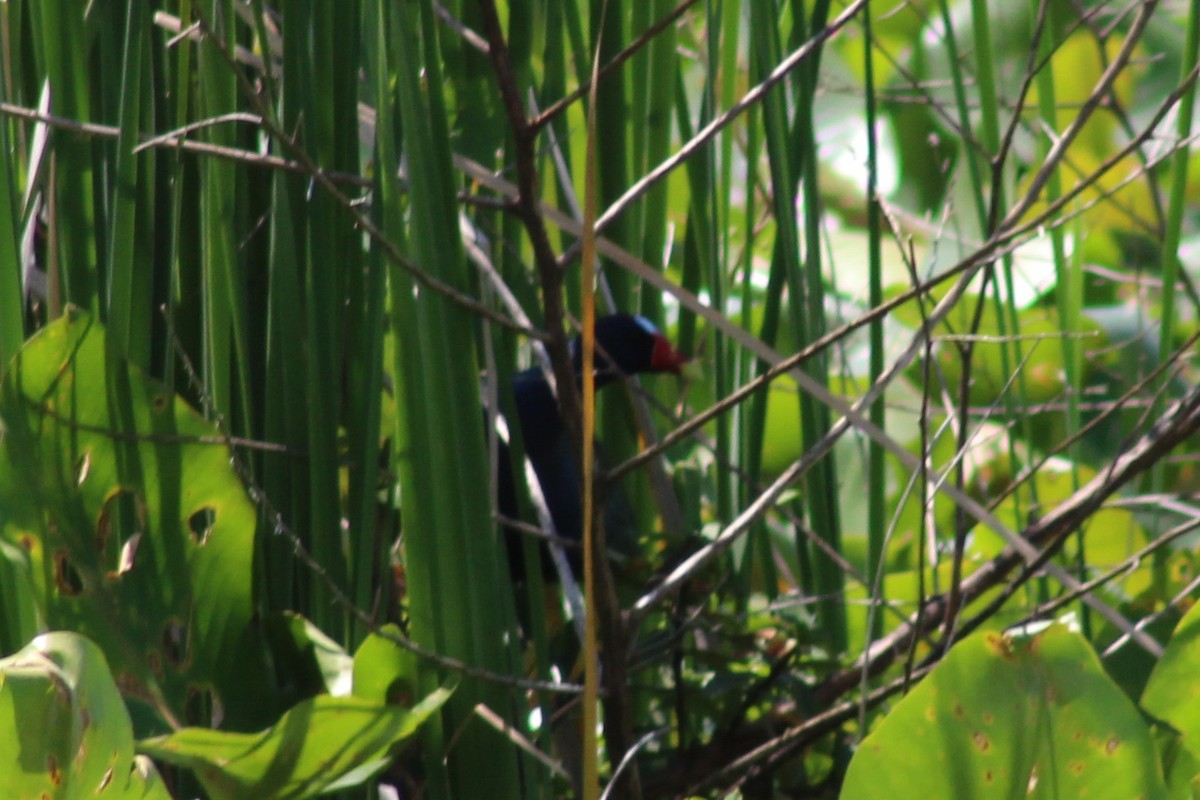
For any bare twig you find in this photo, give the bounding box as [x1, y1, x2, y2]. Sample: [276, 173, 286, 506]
[185, 9, 541, 341]
[817, 377, 1200, 704]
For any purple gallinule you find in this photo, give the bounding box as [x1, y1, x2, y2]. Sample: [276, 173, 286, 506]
[495, 313, 685, 582]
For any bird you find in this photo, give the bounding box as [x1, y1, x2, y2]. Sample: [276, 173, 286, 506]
[493, 313, 685, 583]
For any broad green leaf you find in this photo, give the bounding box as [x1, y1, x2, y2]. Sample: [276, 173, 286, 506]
[0, 311, 263, 726]
[1156, 727, 1200, 800]
[139, 687, 451, 800]
[842, 626, 1169, 799]
[1143, 598, 1200, 763]
[0, 631, 170, 800]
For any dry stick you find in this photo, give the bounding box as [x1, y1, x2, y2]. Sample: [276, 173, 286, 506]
[471, 703, 572, 780]
[1100, 496, 1200, 655]
[474, 0, 579, 434]
[989, 0, 1101, 197]
[31, 405, 296, 454]
[600, 727, 669, 800]
[432, 3, 491, 54]
[816, 380, 1200, 705]
[1008, 508, 1200, 641]
[0, 101, 371, 187]
[154, 10, 270, 74]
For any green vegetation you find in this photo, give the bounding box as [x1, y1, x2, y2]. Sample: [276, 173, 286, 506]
[2, 1, 1200, 797]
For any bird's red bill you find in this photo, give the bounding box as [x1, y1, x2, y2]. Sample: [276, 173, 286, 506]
[651, 335, 686, 373]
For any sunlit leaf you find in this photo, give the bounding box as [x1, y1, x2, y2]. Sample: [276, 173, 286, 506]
[139, 687, 450, 800]
[843, 626, 1169, 799]
[0, 311, 265, 726]
[0, 632, 170, 800]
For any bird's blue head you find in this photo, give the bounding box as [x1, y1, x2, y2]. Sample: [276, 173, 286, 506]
[570, 313, 685, 385]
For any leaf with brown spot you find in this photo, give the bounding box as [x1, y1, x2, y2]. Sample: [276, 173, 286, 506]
[844, 626, 1169, 798]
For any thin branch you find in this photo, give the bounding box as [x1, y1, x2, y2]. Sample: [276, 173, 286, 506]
[186, 10, 541, 341]
[561, 0, 870, 265]
[816, 374, 1200, 705]
[0, 101, 371, 185]
[474, 0, 580, 438]
[998, 0, 1161, 231]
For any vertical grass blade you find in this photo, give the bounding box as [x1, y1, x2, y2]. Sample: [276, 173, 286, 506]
[106, 1, 151, 366]
[195, 1, 249, 427]
[380, 1, 523, 796]
[0, 84, 23, 364]
[30, 0, 98, 311]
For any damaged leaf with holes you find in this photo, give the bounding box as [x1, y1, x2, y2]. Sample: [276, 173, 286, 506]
[0, 311, 268, 729]
[841, 626, 1170, 799]
[0, 631, 171, 799]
